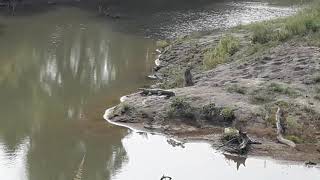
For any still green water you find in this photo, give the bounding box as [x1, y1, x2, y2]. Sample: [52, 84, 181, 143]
[0, 3, 319, 180]
[0, 7, 155, 180]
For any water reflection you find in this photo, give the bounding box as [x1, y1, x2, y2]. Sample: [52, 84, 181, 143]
[0, 3, 317, 180]
[0, 7, 155, 180]
[0, 138, 29, 180]
[114, 132, 320, 180]
[223, 153, 247, 170]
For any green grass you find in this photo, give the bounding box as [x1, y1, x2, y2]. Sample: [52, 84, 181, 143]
[201, 103, 218, 120]
[227, 84, 247, 94]
[200, 103, 235, 122]
[159, 66, 184, 89]
[305, 31, 320, 47]
[285, 135, 304, 144]
[220, 107, 235, 121]
[267, 82, 298, 96]
[156, 40, 170, 48]
[250, 90, 274, 104]
[203, 35, 240, 69]
[248, 2, 320, 44]
[286, 116, 302, 130]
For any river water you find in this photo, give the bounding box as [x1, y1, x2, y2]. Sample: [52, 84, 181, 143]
[0, 1, 319, 180]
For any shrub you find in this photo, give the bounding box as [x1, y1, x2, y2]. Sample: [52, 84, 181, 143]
[200, 103, 235, 122]
[251, 23, 274, 44]
[201, 103, 217, 119]
[267, 82, 297, 96]
[264, 106, 277, 126]
[227, 84, 246, 94]
[156, 40, 169, 48]
[220, 107, 235, 121]
[223, 127, 239, 141]
[203, 35, 240, 69]
[168, 97, 195, 119]
[250, 90, 274, 104]
[286, 116, 302, 130]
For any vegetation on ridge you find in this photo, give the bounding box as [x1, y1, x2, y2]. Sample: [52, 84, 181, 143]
[203, 35, 240, 70]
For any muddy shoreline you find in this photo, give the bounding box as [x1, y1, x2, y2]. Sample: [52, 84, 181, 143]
[106, 39, 320, 162]
[104, 21, 320, 164]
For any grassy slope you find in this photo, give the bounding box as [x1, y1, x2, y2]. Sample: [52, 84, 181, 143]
[203, 1, 320, 70]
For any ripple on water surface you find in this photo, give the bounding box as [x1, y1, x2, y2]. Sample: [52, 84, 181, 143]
[131, 1, 297, 38]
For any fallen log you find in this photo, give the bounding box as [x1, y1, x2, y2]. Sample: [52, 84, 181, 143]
[275, 107, 296, 148]
[138, 88, 175, 98]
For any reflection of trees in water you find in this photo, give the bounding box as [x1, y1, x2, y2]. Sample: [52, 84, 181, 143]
[0, 10, 155, 179]
[223, 153, 247, 170]
[27, 127, 128, 180]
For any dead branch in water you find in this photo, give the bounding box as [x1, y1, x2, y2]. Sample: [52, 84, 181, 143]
[139, 88, 175, 98]
[160, 175, 172, 180]
[276, 107, 296, 148]
[73, 154, 86, 180]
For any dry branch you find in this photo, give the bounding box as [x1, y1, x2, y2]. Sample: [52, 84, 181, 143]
[73, 154, 86, 180]
[220, 130, 261, 154]
[276, 107, 296, 148]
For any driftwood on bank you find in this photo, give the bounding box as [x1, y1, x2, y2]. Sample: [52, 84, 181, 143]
[236, 131, 262, 153]
[276, 107, 296, 148]
[139, 88, 175, 98]
[220, 130, 261, 154]
[238, 131, 250, 152]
